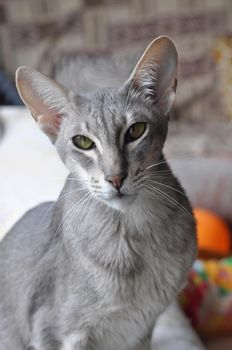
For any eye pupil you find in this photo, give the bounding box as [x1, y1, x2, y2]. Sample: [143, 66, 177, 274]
[125, 122, 146, 143]
[130, 126, 135, 134]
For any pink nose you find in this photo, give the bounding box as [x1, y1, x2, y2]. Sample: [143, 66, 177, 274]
[105, 173, 127, 190]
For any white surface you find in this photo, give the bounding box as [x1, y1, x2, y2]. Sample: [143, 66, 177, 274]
[153, 302, 205, 350]
[0, 107, 68, 238]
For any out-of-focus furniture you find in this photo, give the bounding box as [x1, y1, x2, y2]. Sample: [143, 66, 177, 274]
[1, 0, 232, 122]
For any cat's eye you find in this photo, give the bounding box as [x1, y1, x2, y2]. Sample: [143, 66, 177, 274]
[72, 135, 95, 150]
[125, 122, 146, 143]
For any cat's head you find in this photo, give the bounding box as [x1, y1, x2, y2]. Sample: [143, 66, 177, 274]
[16, 36, 177, 212]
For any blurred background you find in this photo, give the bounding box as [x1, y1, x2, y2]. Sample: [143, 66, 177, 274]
[1, 1, 232, 349]
[0, 0, 232, 116]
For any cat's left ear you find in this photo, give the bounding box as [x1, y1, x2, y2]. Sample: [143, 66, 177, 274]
[125, 36, 178, 116]
[16, 67, 72, 142]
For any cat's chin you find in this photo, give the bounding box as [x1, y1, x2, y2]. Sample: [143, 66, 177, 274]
[102, 193, 137, 212]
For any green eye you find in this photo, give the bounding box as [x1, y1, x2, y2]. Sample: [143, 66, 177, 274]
[72, 135, 95, 150]
[125, 122, 146, 143]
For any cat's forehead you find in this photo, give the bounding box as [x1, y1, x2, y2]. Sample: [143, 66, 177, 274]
[72, 88, 127, 136]
[88, 88, 126, 124]
[73, 88, 151, 131]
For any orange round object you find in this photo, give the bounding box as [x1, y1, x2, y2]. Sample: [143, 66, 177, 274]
[194, 208, 231, 258]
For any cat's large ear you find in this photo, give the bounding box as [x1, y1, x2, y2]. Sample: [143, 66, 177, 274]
[16, 67, 72, 142]
[126, 36, 178, 116]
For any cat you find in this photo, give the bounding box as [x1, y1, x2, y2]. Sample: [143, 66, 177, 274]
[0, 36, 197, 350]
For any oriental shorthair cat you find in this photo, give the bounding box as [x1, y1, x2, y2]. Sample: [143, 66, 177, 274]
[0, 36, 196, 350]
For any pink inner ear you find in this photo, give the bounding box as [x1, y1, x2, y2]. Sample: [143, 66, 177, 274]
[37, 113, 62, 136]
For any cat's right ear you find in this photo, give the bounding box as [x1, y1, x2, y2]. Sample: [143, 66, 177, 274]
[16, 67, 72, 142]
[122, 36, 178, 116]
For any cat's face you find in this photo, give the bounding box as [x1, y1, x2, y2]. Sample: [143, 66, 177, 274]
[15, 36, 177, 211]
[56, 87, 168, 210]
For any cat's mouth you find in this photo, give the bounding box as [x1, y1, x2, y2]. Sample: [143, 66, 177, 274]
[92, 186, 138, 210]
[102, 191, 137, 211]
[110, 190, 130, 199]
[91, 189, 138, 211]
[114, 191, 124, 198]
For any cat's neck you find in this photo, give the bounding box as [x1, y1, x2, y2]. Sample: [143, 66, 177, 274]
[54, 174, 173, 270]
[52, 178, 149, 272]
[58, 177, 157, 231]
[52, 162, 188, 275]
[57, 162, 180, 237]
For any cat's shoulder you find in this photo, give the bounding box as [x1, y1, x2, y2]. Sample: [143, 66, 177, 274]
[0, 202, 54, 255]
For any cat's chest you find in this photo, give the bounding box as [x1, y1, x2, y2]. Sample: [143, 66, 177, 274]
[61, 270, 158, 350]
[79, 230, 181, 309]
[94, 262, 169, 318]
[86, 274, 158, 350]
[61, 233, 187, 350]
[93, 304, 154, 350]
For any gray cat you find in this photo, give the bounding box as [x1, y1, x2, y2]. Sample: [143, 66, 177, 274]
[0, 36, 197, 350]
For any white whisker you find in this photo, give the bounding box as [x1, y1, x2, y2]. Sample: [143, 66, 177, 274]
[145, 159, 169, 170]
[50, 192, 91, 251]
[35, 186, 87, 233]
[55, 193, 93, 264]
[145, 179, 187, 197]
[145, 184, 192, 217]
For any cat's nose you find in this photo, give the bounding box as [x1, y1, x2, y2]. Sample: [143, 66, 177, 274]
[105, 172, 127, 190]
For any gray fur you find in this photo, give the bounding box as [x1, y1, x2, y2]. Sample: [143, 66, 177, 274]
[0, 37, 197, 349]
